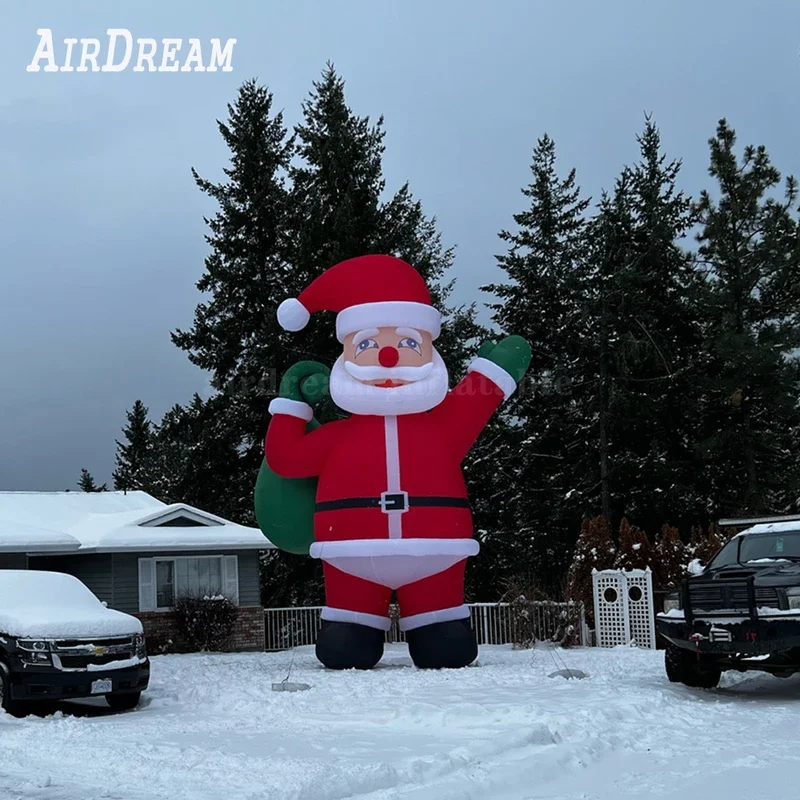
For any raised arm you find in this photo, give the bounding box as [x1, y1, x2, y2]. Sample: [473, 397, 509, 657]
[265, 400, 342, 478]
[429, 336, 531, 463]
[264, 360, 336, 478]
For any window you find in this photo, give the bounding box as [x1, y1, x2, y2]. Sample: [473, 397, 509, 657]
[154, 516, 208, 528]
[156, 561, 175, 608]
[740, 531, 800, 563]
[138, 555, 239, 612]
[708, 537, 740, 569]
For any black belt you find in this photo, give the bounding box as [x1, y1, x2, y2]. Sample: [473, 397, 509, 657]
[315, 494, 471, 513]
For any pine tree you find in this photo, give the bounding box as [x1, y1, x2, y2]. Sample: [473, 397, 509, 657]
[143, 395, 243, 517]
[113, 400, 153, 491]
[170, 78, 295, 524]
[576, 118, 704, 533]
[274, 64, 483, 602]
[78, 468, 107, 492]
[287, 63, 481, 373]
[480, 134, 591, 590]
[694, 119, 800, 518]
[167, 67, 482, 604]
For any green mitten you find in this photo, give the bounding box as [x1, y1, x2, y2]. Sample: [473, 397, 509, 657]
[254, 360, 331, 556]
[279, 360, 330, 406]
[480, 335, 532, 383]
[477, 340, 496, 359]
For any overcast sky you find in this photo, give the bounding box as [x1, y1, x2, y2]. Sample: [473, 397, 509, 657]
[2, 0, 799, 491]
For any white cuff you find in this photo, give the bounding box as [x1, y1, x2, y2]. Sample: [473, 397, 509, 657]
[399, 604, 471, 632]
[268, 397, 313, 421]
[321, 606, 391, 631]
[467, 357, 517, 400]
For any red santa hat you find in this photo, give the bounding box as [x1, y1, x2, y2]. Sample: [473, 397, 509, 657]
[277, 254, 442, 342]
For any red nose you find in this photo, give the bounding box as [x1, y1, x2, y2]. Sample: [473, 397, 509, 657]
[378, 346, 399, 368]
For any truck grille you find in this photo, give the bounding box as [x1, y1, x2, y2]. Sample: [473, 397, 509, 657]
[53, 637, 131, 649]
[58, 652, 132, 670]
[51, 637, 135, 671]
[688, 582, 780, 612]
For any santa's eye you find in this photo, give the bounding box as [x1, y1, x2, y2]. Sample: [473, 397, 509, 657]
[356, 338, 378, 354]
[398, 337, 421, 354]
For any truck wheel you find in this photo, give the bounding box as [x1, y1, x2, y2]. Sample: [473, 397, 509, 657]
[106, 692, 141, 712]
[665, 644, 721, 688]
[0, 662, 29, 718]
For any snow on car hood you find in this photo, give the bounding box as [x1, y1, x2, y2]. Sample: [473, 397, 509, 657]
[0, 570, 142, 639]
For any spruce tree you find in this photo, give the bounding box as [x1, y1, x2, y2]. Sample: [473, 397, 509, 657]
[113, 399, 153, 491]
[287, 63, 481, 373]
[576, 119, 704, 533]
[694, 119, 800, 517]
[273, 64, 482, 602]
[480, 134, 591, 590]
[144, 395, 242, 517]
[78, 468, 107, 492]
[170, 78, 295, 524]
[167, 67, 481, 605]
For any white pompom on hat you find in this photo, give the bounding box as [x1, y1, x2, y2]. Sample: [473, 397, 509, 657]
[277, 298, 311, 331]
[276, 254, 442, 342]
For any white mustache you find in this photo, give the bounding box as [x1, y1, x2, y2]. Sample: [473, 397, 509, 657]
[343, 361, 434, 383]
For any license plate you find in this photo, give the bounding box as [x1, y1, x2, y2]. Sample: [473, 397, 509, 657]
[91, 679, 112, 695]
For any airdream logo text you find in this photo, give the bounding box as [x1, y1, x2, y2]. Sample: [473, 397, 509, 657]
[26, 28, 236, 73]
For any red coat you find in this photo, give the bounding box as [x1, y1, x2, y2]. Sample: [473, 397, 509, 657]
[265, 365, 509, 589]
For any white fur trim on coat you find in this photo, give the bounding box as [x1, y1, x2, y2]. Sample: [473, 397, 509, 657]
[268, 397, 314, 421]
[467, 357, 517, 400]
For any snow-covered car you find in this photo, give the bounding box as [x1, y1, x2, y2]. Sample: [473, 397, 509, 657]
[0, 570, 149, 716]
[657, 522, 800, 688]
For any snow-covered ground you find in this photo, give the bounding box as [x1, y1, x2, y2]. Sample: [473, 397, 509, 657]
[2, 643, 799, 799]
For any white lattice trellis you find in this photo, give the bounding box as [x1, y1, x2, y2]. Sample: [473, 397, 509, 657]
[592, 568, 656, 649]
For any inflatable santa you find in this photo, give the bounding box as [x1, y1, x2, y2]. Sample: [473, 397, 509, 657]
[262, 254, 531, 670]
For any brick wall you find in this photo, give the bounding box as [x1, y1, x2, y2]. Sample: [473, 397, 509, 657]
[136, 605, 265, 654]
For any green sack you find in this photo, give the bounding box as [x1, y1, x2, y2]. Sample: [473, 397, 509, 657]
[255, 361, 331, 555]
[254, 418, 319, 556]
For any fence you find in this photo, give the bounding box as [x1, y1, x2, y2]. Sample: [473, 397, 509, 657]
[264, 601, 589, 651]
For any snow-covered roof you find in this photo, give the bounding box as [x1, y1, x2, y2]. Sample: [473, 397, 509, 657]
[0, 491, 274, 554]
[0, 519, 81, 553]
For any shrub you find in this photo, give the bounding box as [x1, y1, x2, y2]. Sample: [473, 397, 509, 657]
[172, 593, 238, 652]
[144, 633, 174, 656]
[614, 517, 653, 571]
[687, 522, 729, 570]
[565, 515, 616, 626]
[500, 578, 547, 649]
[653, 523, 687, 590]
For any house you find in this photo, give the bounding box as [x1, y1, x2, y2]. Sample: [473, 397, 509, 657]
[0, 490, 274, 651]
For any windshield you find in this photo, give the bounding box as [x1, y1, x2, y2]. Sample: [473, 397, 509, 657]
[739, 531, 800, 563]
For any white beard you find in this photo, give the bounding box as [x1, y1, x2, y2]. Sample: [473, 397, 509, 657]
[329, 348, 450, 416]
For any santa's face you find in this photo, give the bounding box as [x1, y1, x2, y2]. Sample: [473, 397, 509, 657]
[330, 326, 449, 416]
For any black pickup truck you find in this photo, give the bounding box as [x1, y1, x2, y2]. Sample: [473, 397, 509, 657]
[657, 522, 800, 688]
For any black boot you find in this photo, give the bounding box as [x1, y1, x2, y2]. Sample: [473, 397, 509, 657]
[315, 620, 384, 670]
[406, 618, 478, 669]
